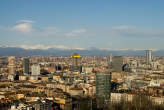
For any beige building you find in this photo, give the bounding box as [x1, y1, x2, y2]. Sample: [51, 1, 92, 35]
[8, 56, 16, 74]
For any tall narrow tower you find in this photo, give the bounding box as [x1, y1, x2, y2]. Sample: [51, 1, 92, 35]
[146, 50, 152, 65]
[8, 56, 16, 74]
[23, 58, 29, 75]
[107, 54, 112, 67]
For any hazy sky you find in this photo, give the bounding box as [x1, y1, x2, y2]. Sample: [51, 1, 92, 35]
[0, 0, 164, 50]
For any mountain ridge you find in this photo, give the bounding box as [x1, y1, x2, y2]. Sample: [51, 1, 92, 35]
[0, 47, 163, 56]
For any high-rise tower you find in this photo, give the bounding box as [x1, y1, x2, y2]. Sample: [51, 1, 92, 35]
[146, 50, 152, 65]
[109, 56, 124, 72]
[96, 73, 111, 109]
[23, 58, 29, 75]
[71, 53, 81, 71]
[8, 56, 16, 74]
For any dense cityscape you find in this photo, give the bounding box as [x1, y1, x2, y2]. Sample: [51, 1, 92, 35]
[1, 0, 164, 110]
[0, 50, 163, 110]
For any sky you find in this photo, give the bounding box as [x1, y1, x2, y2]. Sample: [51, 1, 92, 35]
[0, 0, 164, 50]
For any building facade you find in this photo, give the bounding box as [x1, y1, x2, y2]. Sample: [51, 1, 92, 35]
[96, 73, 111, 109]
[146, 50, 152, 65]
[23, 58, 30, 75]
[8, 56, 16, 74]
[31, 64, 40, 75]
[109, 56, 124, 72]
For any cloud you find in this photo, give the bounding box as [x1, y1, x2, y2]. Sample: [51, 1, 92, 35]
[18, 45, 84, 50]
[40, 27, 60, 36]
[17, 45, 69, 50]
[112, 25, 136, 30]
[11, 20, 36, 33]
[65, 29, 87, 37]
[18, 20, 35, 24]
[10, 20, 61, 36]
[4, 20, 164, 38]
[12, 23, 35, 33]
[99, 47, 159, 51]
[110, 25, 164, 37]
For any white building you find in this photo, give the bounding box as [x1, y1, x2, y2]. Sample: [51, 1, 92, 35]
[31, 64, 40, 75]
[8, 74, 15, 81]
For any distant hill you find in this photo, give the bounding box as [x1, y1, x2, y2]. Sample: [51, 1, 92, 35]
[0, 47, 163, 56]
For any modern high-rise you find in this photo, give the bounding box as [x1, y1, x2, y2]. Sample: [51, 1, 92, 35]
[8, 56, 16, 74]
[71, 53, 81, 67]
[23, 58, 29, 75]
[107, 54, 112, 67]
[109, 56, 124, 72]
[146, 50, 152, 65]
[31, 64, 40, 75]
[71, 53, 81, 71]
[96, 73, 111, 109]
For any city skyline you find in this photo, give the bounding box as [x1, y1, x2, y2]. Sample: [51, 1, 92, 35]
[1, 1, 164, 110]
[0, 0, 164, 50]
